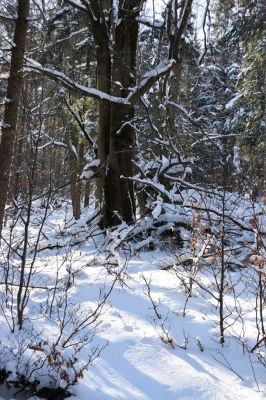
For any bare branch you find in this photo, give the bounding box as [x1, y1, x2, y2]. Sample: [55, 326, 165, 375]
[0, 13, 16, 22]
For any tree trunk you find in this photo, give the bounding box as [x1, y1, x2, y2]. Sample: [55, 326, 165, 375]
[74, 139, 85, 220]
[103, 1, 141, 227]
[95, 46, 111, 206]
[11, 80, 28, 201]
[105, 104, 136, 226]
[84, 179, 90, 208]
[68, 128, 79, 220]
[0, 0, 30, 236]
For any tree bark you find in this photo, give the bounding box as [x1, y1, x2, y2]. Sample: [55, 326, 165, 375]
[95, 45, 111, 206]
[74, 138, 85, 220]
[103, 1, 141, 226]
[0, 0, 30, 236]
[84, 0, 112, 207]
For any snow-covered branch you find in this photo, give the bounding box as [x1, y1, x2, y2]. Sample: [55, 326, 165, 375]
[26, 59, 176, 107]
[136, 16, 165, 29]
[122, 175, 176, 203]
[64, 0, 87, 12]
[128, 59, 176, 104]
[25, 59, 130, 105]
[184, 204, 266, 235]
[0, 13, 16, 22]
[37, 140, 67, 150]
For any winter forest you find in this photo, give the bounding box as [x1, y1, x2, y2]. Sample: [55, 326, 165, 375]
[0, 0, 265, 399]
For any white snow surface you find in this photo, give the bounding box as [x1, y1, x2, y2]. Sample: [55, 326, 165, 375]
[0, 202, 265, 400]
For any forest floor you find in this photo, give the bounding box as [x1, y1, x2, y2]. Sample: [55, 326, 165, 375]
[0, 201, 265, 400]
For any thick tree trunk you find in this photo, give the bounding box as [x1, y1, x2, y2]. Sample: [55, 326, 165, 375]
[0, 0, 30, 236]
[103, 1, 141, 227]
[105, 104, 136, 226]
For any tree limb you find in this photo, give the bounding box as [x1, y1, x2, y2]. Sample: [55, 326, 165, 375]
[25, 58, 176, 106]
[25, 59, 130, 104]
[0, 13, 16, 22]
[128, 59, 176, 104]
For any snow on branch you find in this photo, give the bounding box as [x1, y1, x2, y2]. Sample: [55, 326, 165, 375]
[136, 16, 165, 29]
[37, 140, 67, 150]
[25, 59, 130, 105]
[65, 0, 87, 12]
[0, 13, 17, 22]
[128, 59, 175, 104]
[167, 101, 193, 122]
[26, 59, 176, 107]
[184, 204, 266, 235]
[122, 175, 175, 203]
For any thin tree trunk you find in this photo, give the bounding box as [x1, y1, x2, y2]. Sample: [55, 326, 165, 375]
[74, 139, 85, 220]
[12, 81, 28, 201]
[68, 132, 78, 219]
[84, 179, 90, 208]
[95, 47, 111, 206]
[0, 0, 30, 236]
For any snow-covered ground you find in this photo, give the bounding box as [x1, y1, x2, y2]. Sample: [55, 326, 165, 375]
[0, 202, 265, 400]
[71, 255, 266, 400]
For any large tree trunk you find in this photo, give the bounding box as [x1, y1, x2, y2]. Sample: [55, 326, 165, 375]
[0, 0, 30, 236]
[103, 1, 141, 227]
[105, 104, 136, 226]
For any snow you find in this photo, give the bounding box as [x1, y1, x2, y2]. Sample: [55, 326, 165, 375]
[225, 93, 243, 110]
[0, 122, 11, 128]
[0, 13, 16, 21]
[136, 16, 164, 29]
[0, 200, 265, 400]
[55, 6, 70, 17]
[152, 200, 162, 219]
[85, 159, 101, 168]
[81, 159, 101, 179]
[37, 140, 67, 150]
[70, 143, 77, 157]
[69, 251, 265, 400]
[67, 0, 87, 12]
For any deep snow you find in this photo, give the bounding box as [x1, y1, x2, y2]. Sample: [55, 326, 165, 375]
[0, 202, 265, 400]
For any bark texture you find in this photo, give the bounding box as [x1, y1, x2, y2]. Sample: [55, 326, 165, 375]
[0, 0, 30, 236]
[103, 1, 141, 226]
[84, 0, 141, 227]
